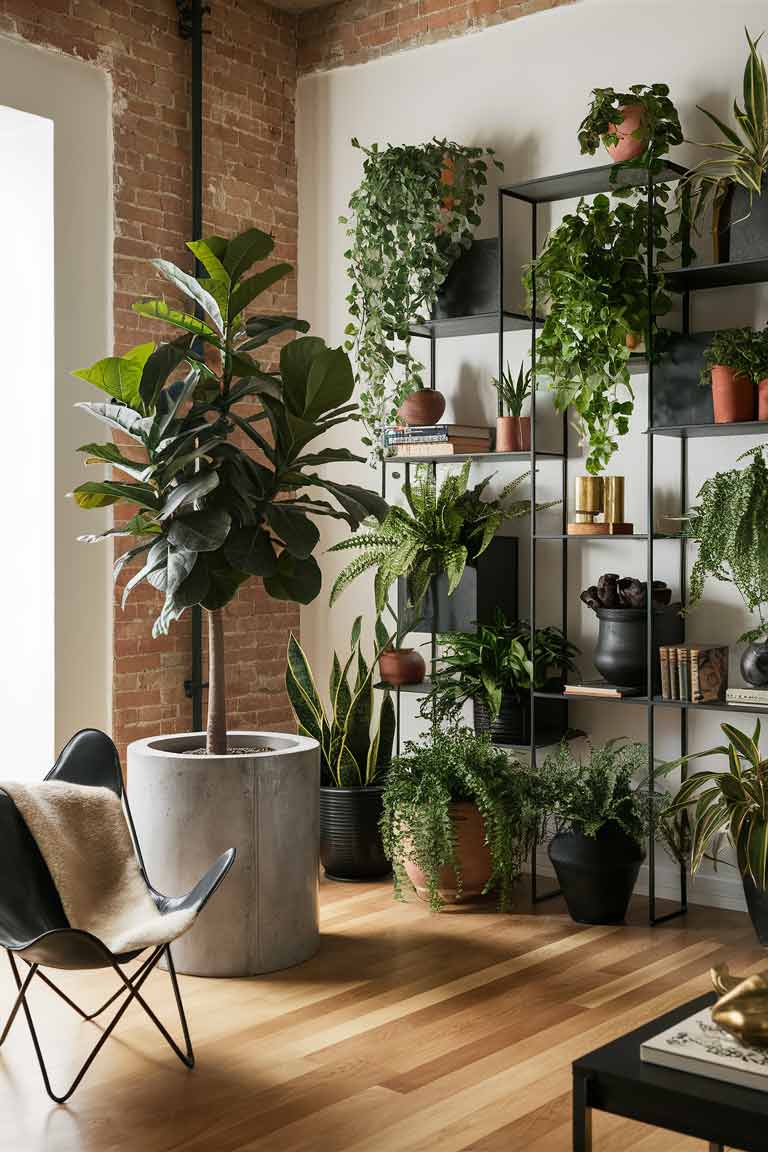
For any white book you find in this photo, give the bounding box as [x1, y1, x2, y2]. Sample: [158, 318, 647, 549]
[641, 1007, 768, 1092]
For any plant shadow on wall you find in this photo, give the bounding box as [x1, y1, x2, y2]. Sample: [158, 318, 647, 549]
[341, 138, 502, 464]
[71, 228, 388, 754]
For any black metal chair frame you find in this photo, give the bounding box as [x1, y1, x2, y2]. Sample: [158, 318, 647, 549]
[0, 729, 235, 1104]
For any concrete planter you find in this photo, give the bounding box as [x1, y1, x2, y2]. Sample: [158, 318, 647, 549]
[127, 730, 320, 978]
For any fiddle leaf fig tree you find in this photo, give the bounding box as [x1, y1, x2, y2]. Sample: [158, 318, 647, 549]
[72, 227, 388, 755]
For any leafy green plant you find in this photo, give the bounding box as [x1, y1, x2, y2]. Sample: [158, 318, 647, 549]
[329, 461, 557, 614]
[664, 719, 768, 887]
[578, 83, 683, 168]
[72, 227, 387, 754]
[699, 326, 768, 386]
[341, 138, 501, 462]
[523, 194, 671, 474]
[285, 616, 395, 787]
[684, 444, 768, 642]
[679, 29, 768, 253]
[492, 363, 531, 417]
[380, 725, 541, 911]
[422, 613, 579, 724]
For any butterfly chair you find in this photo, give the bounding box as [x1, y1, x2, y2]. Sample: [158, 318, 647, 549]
[0, 729, 235, 1103]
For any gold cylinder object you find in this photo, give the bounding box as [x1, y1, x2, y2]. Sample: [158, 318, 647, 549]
[574, 476, 603, 524]
[603, 476, 625, 525]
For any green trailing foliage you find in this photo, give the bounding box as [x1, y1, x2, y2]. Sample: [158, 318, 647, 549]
[328, 461, 558, 615]
[664, 719, 768, 888]
[380, 725, 542, 912]
[523, 194, 671, 475]
[699, 325, 768, 386]
[421, 613, 579, 725]
[684, 444, 768, 643]
[71, 227, 388, 638]
[340, 138, 501, 463]
[492, 362, 532, 417]
[578, 83, 683, 169]
[285, 616, 395, 788]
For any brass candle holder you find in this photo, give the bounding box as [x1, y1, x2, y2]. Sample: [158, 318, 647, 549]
[568, 475, 633, 535]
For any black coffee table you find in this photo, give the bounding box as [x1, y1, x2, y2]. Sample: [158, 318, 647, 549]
[573, 994, 768, 1151]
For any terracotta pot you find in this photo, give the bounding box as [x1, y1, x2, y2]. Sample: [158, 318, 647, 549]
[378, 647, 426, 686]
[711, 364, 755, 423]
[495, 415, 531, 452]
[398, 389, 446, 427]
[625, 331, 640, 350]
[515, 416, 531, 451]
[759, 378, 768, 420]
[440, 154, 456, 211]
[606, 104, 647, 163]
[404, 802, 492, 905]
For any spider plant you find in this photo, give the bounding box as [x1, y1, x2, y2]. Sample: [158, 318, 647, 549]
[492, 363, 531, 417]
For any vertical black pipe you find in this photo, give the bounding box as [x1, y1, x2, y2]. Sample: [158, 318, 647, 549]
[645, 175, 656, 924]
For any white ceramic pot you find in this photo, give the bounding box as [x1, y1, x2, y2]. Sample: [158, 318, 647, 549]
[127, 730, 320, 977]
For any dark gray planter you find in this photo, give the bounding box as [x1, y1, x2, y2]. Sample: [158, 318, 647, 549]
[319, 786, 390, 882]
[548, 825, 644, 925]
[593, 603, 684, 689]
[740, 641, 768, 688]
[652, 331, 715, 429]
[718, 178, 768, 263]
[473, 690, 568, 746]
[743, 873, 768, 946]
[432, 238, 499, 319]
[399, 536, 518, 635]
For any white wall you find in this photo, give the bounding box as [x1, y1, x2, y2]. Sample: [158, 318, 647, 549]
[297, 0, 768, 910]
[0, 36, 112, 764]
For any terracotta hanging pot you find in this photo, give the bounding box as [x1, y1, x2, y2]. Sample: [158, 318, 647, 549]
[758, 378, 768, 420]
[440, 154, 456, 212]
[711, 365, 755, 423]
[378, 647, 426, 687]
[398, 388, 446, 426]
[606, 105, 647, 163]
[404, 802, 492, 905]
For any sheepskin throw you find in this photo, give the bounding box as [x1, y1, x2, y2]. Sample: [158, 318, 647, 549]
[1, 781, 196, 955]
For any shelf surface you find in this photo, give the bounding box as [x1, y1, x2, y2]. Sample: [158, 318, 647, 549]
[665, 257, 768, 291]
[653, 695, 768, 715]
[534, 690, 651, 706]
[650, 420, 768, 439]
[501, 161, 686, 205]
[408, 310, 539, 339]
[385, 449, 565, 465]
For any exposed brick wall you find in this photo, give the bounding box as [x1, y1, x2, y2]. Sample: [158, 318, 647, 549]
[0, 0, 299, 759]
[297, 0, 579, 74]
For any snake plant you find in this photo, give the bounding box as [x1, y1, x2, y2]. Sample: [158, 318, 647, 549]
[286, 616, 395, 787]
[329, 461, 557, 614]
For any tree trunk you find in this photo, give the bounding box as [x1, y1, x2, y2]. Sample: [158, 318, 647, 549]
[206, 607, 227, 755]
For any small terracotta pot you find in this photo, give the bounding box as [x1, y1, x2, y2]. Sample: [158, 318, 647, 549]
[625, 331, 640, 350]
[404, 802, 492, 905]
[398, 389, 446, 427]
[759, 378, 768, 421]
[711, 364, 755, 423]
[495, 415, 531, 452]
[440, 154, 456, 212]
[378, 647, 426, 687]
[515, 416, 531, 451]
[606, 105, 647, 163]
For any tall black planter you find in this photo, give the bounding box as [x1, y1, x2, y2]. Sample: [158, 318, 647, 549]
[548, 825, 644, 924]
[319, 787, 390, 882]
[473, 691, 568, 746]
[399, 536, 518, 635]
[593, 603, 683, 689]
[718, 177, 768, 263]
[652, 332, 716, 429]
[432, 238, 499, 319]
[743, 874, 768, 946]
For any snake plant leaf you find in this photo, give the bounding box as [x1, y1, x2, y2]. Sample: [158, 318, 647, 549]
[377, 691, 396, 768]
[264, 551, 322, 605]
[747, 816, 768, 888]
[744, 29, 768, 139]
[265, 505, 320, 558]
[285, 633, 325, 741]
[350, 615, 363, 651]
[230, 264, 293, 320]
[153, 259, 223, 332]
[344, 664, 376, 783]
[167, 507, 231, 552]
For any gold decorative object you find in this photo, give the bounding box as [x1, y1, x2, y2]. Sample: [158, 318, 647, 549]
[574, 476, 603, 524]
[603, 476, 625, 525]
[568, 474, 633, 536]
[710, 963, 768, 1047]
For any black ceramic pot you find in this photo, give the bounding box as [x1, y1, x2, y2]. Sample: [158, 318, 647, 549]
[473, 689, 568, 746]
[593, 604, 683, 689]
[743, 874, 768, 947]
[740, 641, 768, 688]
[548, 824, 644, 924]
[718, 177, 768, 263]
[319, 786, 390, 882]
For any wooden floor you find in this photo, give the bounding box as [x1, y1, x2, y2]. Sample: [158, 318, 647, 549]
[0, 879, 763, 1152]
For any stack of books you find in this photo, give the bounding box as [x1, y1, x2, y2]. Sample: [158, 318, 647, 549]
[385, 424, 491, 457]
[564, 680, 641, 699]
[659, 644, 728, 702]
[725, 686, 768, 707]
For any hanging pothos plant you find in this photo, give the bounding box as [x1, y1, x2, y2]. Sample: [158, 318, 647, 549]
[523, 193, 671, 474]
[341, 138, 501, 464]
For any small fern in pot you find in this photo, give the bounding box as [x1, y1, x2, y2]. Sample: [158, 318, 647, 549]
[381, 725, 541, 912]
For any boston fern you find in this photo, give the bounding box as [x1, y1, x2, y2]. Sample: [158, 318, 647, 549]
[523, 194, 671, 474]
[381, 725, 541, 911]
[684, 443, 768, 642]
[285, 616, 395, 787]
[341, 138, 500, 462]
[329, 461, 557, 614]
[72, 227, 387, 754]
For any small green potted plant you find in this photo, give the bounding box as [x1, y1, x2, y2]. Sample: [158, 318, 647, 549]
[286, 617, 395, 882]
[684, 443, 768, 686]
[380, 725, 540, 911]
[578, 83, 682, 167]
[699, 327, 768, 423]
[492, 363, 532, 452]
[664, 719, 768, 944]
[680, 29, 768, 263]
[422, 613, 579, 745]
[329, 461, 558, 682]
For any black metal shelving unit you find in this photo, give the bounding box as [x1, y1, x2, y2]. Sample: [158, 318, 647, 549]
[379, 155, 768, 925]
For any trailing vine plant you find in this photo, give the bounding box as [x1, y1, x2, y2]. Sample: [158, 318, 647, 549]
[523, 193, 671, 474]
[341, 138, 501, 463]
[578, 83, 683, 171]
